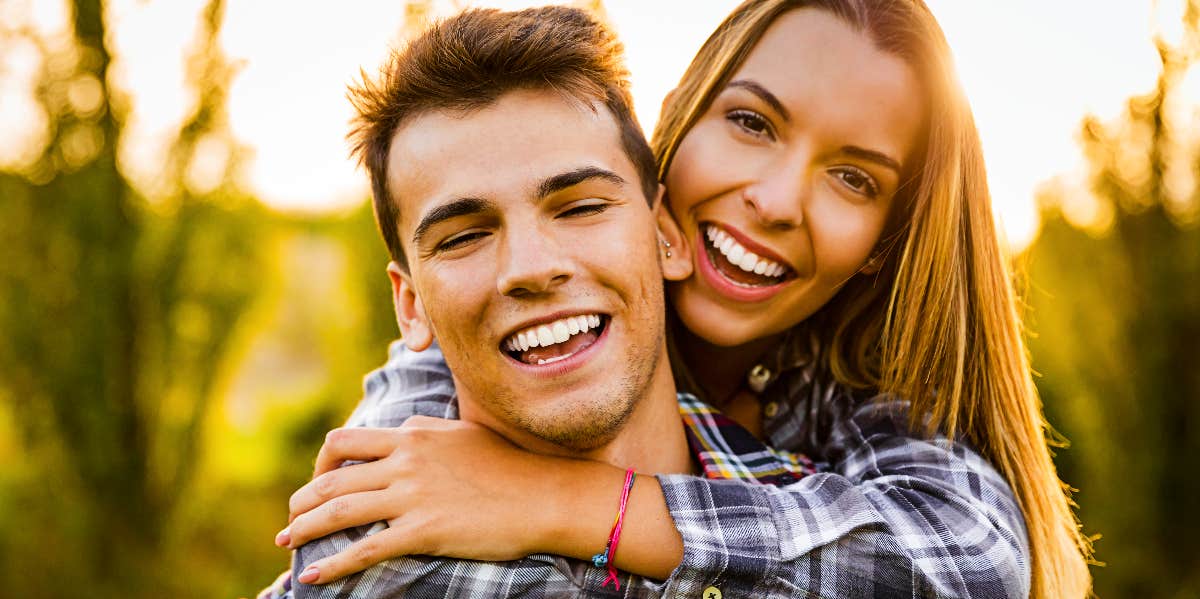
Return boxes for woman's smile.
[695,223,797,303]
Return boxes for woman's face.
[665,7,926,347]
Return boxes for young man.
[264,6,813,598]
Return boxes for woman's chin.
[670,294,766,348]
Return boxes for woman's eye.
[833,167,880,198]
[436,231,488,252]
[559,202,608,218]
[727,110,773,139]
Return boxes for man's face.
[387,89,666,452]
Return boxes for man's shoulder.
[346,340,458,428]
[292,524,655,598]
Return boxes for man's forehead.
[386,90,632,223]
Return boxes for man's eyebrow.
[842,146,902,175]
[537,166,627,199]
[728,79,791,123]
[411,197,493,246]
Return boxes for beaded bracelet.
[591,467,637,590]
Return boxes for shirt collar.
[676,393,814,486]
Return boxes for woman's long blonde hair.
[652,1,1093,597]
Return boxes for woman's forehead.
[727,8,926,166]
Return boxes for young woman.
[277,1,1091,597]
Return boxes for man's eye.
[727,109,773,139]
[436,231,488,251]
[832,167,880,198]
[559,203,608,218]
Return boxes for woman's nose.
[742,165,808,230]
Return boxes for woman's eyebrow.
[728,79,791,122]
[842,146,902,175]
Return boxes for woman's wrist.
[534,460,684,580]
[535,460,628,560]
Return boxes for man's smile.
[502,312,611,366]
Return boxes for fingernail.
[298,565,320,584]
[274,527,291,547]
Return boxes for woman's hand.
[277,416,568,584]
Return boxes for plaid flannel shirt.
[270,341,1029,598]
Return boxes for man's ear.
[653,185,693,282]
[387,261,434,351]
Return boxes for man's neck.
[458,351,695,476]
[580,354,694,475]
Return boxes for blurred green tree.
[0,0,270,595]
[0,0,409,594]
[1026,1,1200,597]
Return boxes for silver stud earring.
[660,235,672,258]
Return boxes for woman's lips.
[695,226,794,303]
[703,224,791,283]
[706,223,793,270]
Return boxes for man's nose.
[495,226,573,297]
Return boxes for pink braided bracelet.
[590,467,637,590]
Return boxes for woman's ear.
[662,88,678,115]
[653,186,693,282]
[387,261,434,351]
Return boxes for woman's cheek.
[668,125,749,212]
[809,198,883,276]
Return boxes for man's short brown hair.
[348,6,658,268]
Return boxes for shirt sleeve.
[344,340,458,427]
[281,341,460,599]
[653,395,1031,599]
[289,524,502,599]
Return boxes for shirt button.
[763,401,779,419]
[746,364,771,392]
[702,586,723,599]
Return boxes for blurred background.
[0,0,1197,597]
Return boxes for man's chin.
[503,393,637,454]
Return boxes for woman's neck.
[676,325,780,406]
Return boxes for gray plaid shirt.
[280,341,1029,598]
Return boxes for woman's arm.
[283,403,1027,598]
[278,343,1028,597]
[651,396,1030,597]
[281,417,685,582]
[267,340,682,591]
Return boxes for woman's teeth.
[504,314,602,352]
[706,226,787,278]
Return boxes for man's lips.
[501,312,609,366]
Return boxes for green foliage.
[1025,3,1200,596]
[0,0,396,596]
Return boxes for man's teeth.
[705,226,787,277]
[504,314,602,353]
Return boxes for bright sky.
[1,1,1175,250]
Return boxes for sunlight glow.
[1,1,1173,251]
